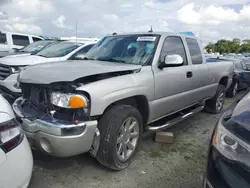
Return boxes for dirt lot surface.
[29,91,247,188]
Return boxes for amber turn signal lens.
[212,128,218,145]
[69,96,85,108]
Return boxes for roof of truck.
[111,32,197,39]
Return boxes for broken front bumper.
[12,97,98,157]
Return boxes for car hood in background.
[19,60,142,84]
[0,55,48,66]
[0,51,29,58]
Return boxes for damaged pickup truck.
[13,32,233,170]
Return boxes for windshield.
[22,40,56,53]
[84,35,159,65]
[36,42,82,58]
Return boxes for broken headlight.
[51,92,88,109]
[10,66,25,74]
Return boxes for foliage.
[205,38,250,54]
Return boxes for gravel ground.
[29,91,247,188]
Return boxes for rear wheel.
[227,81,238,98]
[205,84,226,114]
[96,105,143,170]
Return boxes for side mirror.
[74,54,85,60]
[159,54,183,69]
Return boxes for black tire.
[96,105,143,170]
[205,84,226,114]
[227,81,238,98]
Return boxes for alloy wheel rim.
[233,83,238,96]
[116,117,139,161]
[216,92,224,111]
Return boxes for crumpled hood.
[0,55,47,66]
[19,60,142,84]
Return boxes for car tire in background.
[205,84,226,114]
[96,105,143,170]
[227,81,238,98]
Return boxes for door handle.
[186,71,193,78]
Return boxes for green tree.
[240,40,250,53]
[205,42,215,53]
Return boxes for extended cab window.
[0,33,6,44]
[242,62,247,70]
[160,37,187,65]
[186,38,203,65]
[12,35,29,46]
[235,62,243,70]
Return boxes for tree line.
[205,38,250,54]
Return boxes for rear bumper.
[0,136,33,188]
[13,97,98,157]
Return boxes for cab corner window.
[12,35,29,46]
[160,36,188,65]
[186,38,203,65]
[0,33,7,44]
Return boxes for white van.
[0,31,43,52]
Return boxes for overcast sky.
[1,0,250,44]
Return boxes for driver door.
[151,36,193,121]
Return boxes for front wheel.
[205,84,226,114]
[96,105,143,170]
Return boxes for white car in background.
[0,41,96,101]
[0,94,33,188]
[0,31,43,52]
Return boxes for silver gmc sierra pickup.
[12,32,233,170]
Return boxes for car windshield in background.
[22,40,58,53]
[84,35,159,65]
[36,42,82,58]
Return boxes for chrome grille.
[0,64,11,80]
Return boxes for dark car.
[204,92,250,188]
[0,40,60,58]
[206,57,250,97]
[227,59,250,97]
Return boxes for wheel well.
[104,96,149,124]
[219,77,228,88]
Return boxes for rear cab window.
[186,38,203,65]
[0,33,7,44]
[12,35,30,46]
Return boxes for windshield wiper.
[83,57,95,60]
[97,58,127,63]
[36,54,47,58]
